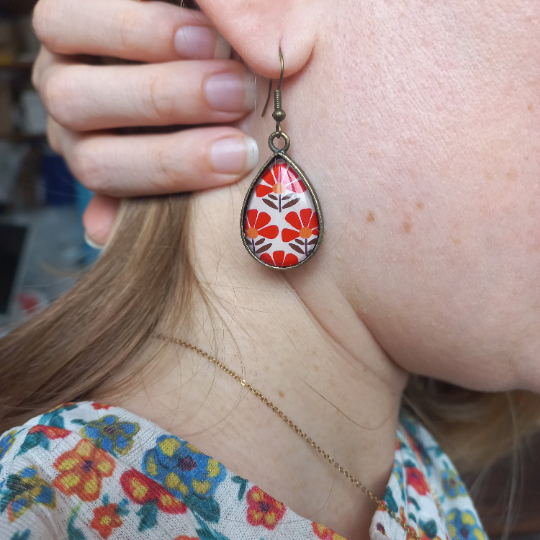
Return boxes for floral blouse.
[0,402,488,540]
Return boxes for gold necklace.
[153,334,447,539]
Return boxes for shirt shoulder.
[369,408,489,540]
[0,402,344,540]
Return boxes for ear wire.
[261,48,286,132]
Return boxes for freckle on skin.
[506,168,518,182]
[452,238,461,245]
[279,391,284,398]
[403,222,411,233]
[528,103,534,111]
[314,365,319,371]
[366,211,375,222]
[486,172,494,181]
[416,202,424,210]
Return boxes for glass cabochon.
[242,156,321,269]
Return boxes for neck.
[104,185,407,539]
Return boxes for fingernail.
[210,136,259,174]
[84,232,104,250]
[205,72,257,112]
[174,26,231,60]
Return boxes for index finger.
[33,0,231,63]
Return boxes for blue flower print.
[143,435,226,501]
[0,466,55,522]
[442,469,467,499]
[81,415,139,457]
[447,509,487,540]
[0,432,16,461]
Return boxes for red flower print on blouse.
[245,210,279,241]
[120,469,187,515]
[256,161,307,198]
[246,486,286,530]
[406,464,429,496]
[28,425,70,440]
[53,440,115,502]
[260,251,299,268]
[91,503,123,539]
[91,403,113,411]
[312,522,347,540]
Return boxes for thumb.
[83,195,121,249]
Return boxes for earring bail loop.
[268,130,290,153]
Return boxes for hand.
[32,0,259,246]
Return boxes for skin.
[32,0,540,538]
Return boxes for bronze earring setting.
[240,49,323,270]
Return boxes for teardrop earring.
[240,48,323,270]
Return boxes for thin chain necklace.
[153,334,447,539]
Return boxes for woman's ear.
[194,0,319,79]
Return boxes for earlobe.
[195,0,318,79]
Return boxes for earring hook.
[261,47,285,118]
[277,47,285,90]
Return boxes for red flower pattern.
[246,486,286,530]
[244,210,279,241]
[406,464,429,495]
[260,251,299,268]
[242,155,320,267]
[120,469,187,515]
[256,161,306,197]
[91,403,113,411]
[53,440,115,502]
[282,209,319,243]
[91,503,123,539]
[28,425,70,440]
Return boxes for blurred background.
[0,0,539,537]
[0,0,98,337]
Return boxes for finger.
[40,60,257,132]
[50,120,259,197]
[83,195,120,247]
[33,0,231,63]
[32,47,68,96]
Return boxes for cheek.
[336,145,540,391]
[335,145,540,391]
[309,0,540,391]
[351,190,540,393]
